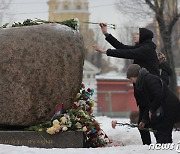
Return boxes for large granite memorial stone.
[0,24,85,126]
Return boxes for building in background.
[96,71,180,117]
[48,0,95,62]
[96,72,138,117]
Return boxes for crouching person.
[126,64,180,143]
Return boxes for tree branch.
[145,0,156,12]
[0,0,11,10]
[168,12,180,32]
[160,0,165,10]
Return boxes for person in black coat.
[156,51,172,86]
[126,64,180,143]
[93,23,159,76]
[92,24,160,145]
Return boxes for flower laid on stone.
[27,83,110,148]
[1,18,80,30]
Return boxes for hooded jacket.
[105,28,159,76]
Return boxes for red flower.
[73,103,78,108]
[81,83,85,89]
[87,88,91,93]
[87,107,92,113]
[84,96,88,100]
[95,126,101,131]
[111,120,117,129]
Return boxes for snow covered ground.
[0,116,180,154]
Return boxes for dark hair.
[126,64,141,79]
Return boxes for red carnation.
[111,120,117,129]
[87,88,91,93]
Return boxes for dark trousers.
[138,106,151,145]
[154,130,172,143]
[152,114,174,143]
[138,129,151,145]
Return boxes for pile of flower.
[27,83,110,148]
[1,18,80,30]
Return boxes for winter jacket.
[159,61,172,85]
[136,68,180,128]
[105,28,160,76]
[105,28,160,110]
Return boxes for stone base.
[0,131,86,148]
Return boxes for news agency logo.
[149,141,180,152]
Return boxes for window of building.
[64,5,68,10]
[76,5,81,10]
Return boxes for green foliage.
[25,121,52,132]
[1,18,79,30]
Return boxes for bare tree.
[0,0,12,25]
[116,0,180,96]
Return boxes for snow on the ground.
[0,116,180,154]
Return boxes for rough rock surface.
[0,24,84,126]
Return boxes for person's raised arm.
[106,44,152,60]
[99,23,108,35]
[99,23,137,49]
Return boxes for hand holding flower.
[111,120,117,129]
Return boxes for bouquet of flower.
[27,83,110,148]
